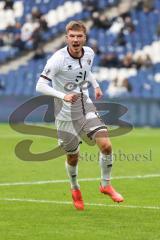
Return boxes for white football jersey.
[39,46,98,121]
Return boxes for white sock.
[99,152,113,187]
[65,161,80,189]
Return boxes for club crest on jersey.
[87,59,91,65]
[44,68,50,75]
[67,65,72,70]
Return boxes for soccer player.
[36,21,124,210]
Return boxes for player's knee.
[100,142,112,155]
[67,153,79,166]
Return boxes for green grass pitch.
[0,123,160,240]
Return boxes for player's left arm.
[88,71,103,100]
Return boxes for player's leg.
[81,113,113,187]
[66,152,84,210]
[95,130,124,202]
[82,112,124,202]
[55,119,84,210]
[65,152,80,190]
[95,130,112,186]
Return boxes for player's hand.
[63,93,80,103]
[95,87,103,100]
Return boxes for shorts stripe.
[87,126,107,138]
[66,141,82,154]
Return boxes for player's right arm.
[36,78,79,103]
[36,53,66,99]
[36,77,79,103]
[36,77,66,99]
[36,53,79,103]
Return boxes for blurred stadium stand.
[0,0,160,126]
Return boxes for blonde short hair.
[66,21,87,34]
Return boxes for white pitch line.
[0,197,159,210]
[0,173,160,187]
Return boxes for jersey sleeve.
[89,48,100,88]
[87,71,99,88]
[90,48,95,67]
[36,52,65,100]
[36,77,65,99]
[87,46,95,67]
[40,52,64,81]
